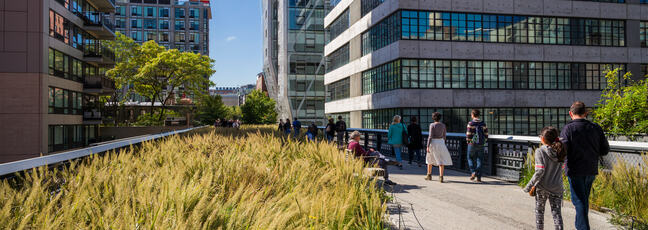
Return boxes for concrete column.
[350,72,362,97]
[350,111,362,128]
[349,0,362,25]
[625,20,642,80]
[349,35,362,61]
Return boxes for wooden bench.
[345,149,385,177]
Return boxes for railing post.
[489,142,497,176]
[376,133,382,153]
[460,139,467,171]
[363,132,368,149]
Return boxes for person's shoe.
[384,180,397,185]
[439,175,444,183]
[470,173,476,181]
[476,178,482,183]
[399,164,403,170]
[425,174,432,181]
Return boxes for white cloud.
[226,36,237,42]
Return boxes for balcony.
[87,0,116,12]
[83,109,103,124]
[84,45,115,65]
[78,12,115,40]
[84,76,116,95]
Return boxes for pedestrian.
[292,117,302,138]
[466,109,488,183]
[407,116,424,167]
[560,101,609,230]
[306,123,318,141]
[524,126,566,230]
[426,112,453,182]
[215,118,221,127]
[335,116,347,148]
[387,115,407,169]
[348,131,399,185]
[284,118,292,135]
[278,119,285,132]
[325,118,336,142]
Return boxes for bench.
[345,149,385,177]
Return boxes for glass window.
[145,31,156,41]
[189,20,199,30]
[175,21,185,30]
[189,8,199,18]
[189,32,199,43]
[144,6,156,17]
[131,19,142,28]
[159,32,170,42]
[131,31,143,41]
[174,32,185,42]
[144,19,156,29]
[159,20,169,29]
[159,7,170,17]
[131,6,142,16]
[175,8,185,18]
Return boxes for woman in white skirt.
[426,112,453,183]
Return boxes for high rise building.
[262,0,329,125]
[0,0,116,163]
[112,0,210,54]
[324,0,647,135]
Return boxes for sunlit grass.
[0,126,387,229]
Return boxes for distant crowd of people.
[277,116,348,143]
[214,119,241,129]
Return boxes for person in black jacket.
[335,116,347,148]
[325,118,336,142]
[560,101,609,230]
[407,116,424,167]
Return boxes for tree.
[241,90,278,124]
[593,68,648,136]
[106,35,215,121]
[101,32,141,125]
[196,95,230,125]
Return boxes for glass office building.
[324,0,647,135]
[263,0,329,125]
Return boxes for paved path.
[384,164,616,230]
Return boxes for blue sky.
[208,0,263,87]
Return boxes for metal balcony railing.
[321,127,648,182]
[84,45,115,63]
[83,110,102,120]
[84,75,115,90]
[77,11,115,32]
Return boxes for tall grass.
[520,149,648,228]
[0,126,387,229]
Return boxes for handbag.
[401,124,409,145]
[529,186,537,197]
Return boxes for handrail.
[0,126,206,177]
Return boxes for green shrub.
[593,69,648,136]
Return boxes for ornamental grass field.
[0,126,388,229]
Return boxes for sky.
[208,0,263,87]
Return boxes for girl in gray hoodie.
[524,126,567,230]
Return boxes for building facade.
[262,0,329,125]
[111,0,210,54]
[324,0,648,135]
[0,0,116,163]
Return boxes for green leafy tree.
[227,106,243,120]
[241,90,278,124]
[101,32,141,125]
[593,69,648,136]
[196,95,230,125]
[106,36,215,121]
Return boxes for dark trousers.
[365,152,389,180]
[408,148,423,164]
[568,175,596,230]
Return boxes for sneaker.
[424,174,432,181]
[476,178,482,183]
[470,173,476,181]
[384,180,397,185]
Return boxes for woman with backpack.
[325,118,336,142]
[387,115,407,169]
[426,112,453,182]
[523,126,566,230]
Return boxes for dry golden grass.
[0,126,387,229]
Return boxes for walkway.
[385,165,615,230]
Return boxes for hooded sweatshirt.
[523,145,564,195]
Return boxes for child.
[524,126,566,230]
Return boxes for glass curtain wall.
[287,0,327,125]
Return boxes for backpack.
[337,121,346,131]
[326,124,332,132]
[471,122,486,145]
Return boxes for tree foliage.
[593,69,648,135]
[105,32,215,121]
[196,95,230,125]
[241,90,277,124]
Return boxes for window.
[175,21,185,30]
[131,31,143,41]
[131,6,142,16]
[327,9,349,42]
[116,6,126,16]
[159,7,170,17]
[189,8,199,18]
[159,20,169,29]
[115,18,126,28]
[48,124,99,152]
[189,32,199,43]
[189,20,199,30]
[361,0,385,17]
[131,19,142,28]
[641,21,648,47]
[326,78,350,102]
[326,43,349,72]
[175,8,185,18]
[145,31,156,41]
[159,32,170,42]
[144,19,156,29]
[49,48,83,82]
[48,87,83,115]
[49,10,69,44]
[174,32,185,42]
[144,6,156,17]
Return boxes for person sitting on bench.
[347,131,399,185]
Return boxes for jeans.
[568,175,596,230]
[336,132,345,147]
[408,148,422,164]
[467,144,485,179]
[326,134,334,142]
[393,145,403,162]
[293,129,300,137]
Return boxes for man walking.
[466,109,488,183]
[335,116,347,148]
[561,101,609,230]
[292,118,302,138]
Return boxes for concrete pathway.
[384,164,616,230]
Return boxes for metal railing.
[84,45,115,62]
[77,11,115,32]
[84,75,116,90]
[323,127,648,182]
[0,126,206,177]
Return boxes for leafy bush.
[133,112,164,126]
[241,90,278,124]
[196,94,230,125]
[0,126,387,229]
[594,69,648,136]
